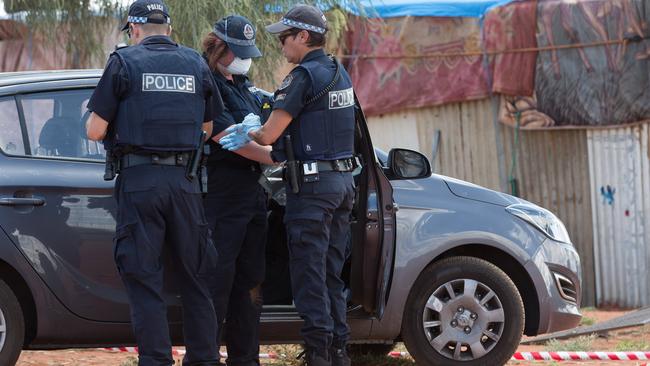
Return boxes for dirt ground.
[16,309,650,366]
[513,308,650,366]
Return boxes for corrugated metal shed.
[502,127,595,306]
[367,98,501,191]
[588,124,650,308]
[365,111,421,153]
[415,99,501,191]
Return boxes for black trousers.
[284,171,355,351]
[204,176,267,366]
[114,165,219,366]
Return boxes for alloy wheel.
[0,305,6,351]
[422,278,505,361]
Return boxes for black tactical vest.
[273,53,355,162]
[112,40,206,152]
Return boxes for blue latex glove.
[240,113,262,134]
[218,113,261,151]
[219,130,250,151]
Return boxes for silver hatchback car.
[0,70,581,366]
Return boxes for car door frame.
[349,95,396,319]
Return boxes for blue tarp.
[268,0,517,18]
[346,0,516,18]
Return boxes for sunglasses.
[278,29,301,45]
[126,25,134,39]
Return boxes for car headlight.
[506,203,571,244]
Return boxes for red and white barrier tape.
[389,351,409,358]
[512,352,650,361]
[105,348,650,362]
[389,350,650,361]
[103,347,279,359]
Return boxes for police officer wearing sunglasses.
[201,14,274,366]
[86,0,223,365]
[219,4,356,366]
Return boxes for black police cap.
[266,4,328,35]
[213,15,262,59]
[120,0,171,31]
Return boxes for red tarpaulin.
[344,1,537,116]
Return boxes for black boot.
[330,346,351,366]
[301,348,331,366]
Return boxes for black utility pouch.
[301,161,320,183]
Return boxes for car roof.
[0,69,103,88]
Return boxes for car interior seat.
[38,116,81,157]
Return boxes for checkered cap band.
[213,29,257,46]
[128,16,147,24]
[281,18,326,34]
[128,15,170,24]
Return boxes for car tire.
[402,256,524,366]
[0,279,24,366]
[348,343,395,357]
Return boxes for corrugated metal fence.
[588,125,650,308]
[501,126,596,306]
[367,98,502,191]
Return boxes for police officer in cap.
[220,4,356,366]
[86,1,223,365]
[200,14,273,366]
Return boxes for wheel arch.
[434,244,540,336]
[0,260,37,347]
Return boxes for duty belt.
[308,158,356,172]
[120,152,191,169]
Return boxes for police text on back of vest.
[142,73,196,93]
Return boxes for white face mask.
[225,57,252,75]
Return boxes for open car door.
[350,96,396,319]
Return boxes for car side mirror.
[387,148,431,179]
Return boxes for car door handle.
[0,197,46,206]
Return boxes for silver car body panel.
[368,174,581,339]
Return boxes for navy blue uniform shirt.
[272,49,329,118]
[211,72,262,136]
[88,35,223,124]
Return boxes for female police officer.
[201,15,273,366]
[220,5,356,366]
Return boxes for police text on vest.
[329,88,354,109]
[142,73,196,93]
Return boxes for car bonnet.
[441,175,528,207]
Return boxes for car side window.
[0,97,26,155]
[20,89,105,160]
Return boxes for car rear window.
[0,97,26,155]
[19,89,105,160]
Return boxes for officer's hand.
[218,114,262,151]
[241,113,262,134]
[222,123,247,136]
[219,129,251,151]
